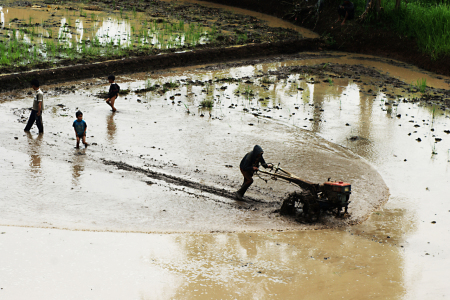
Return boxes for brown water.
[0,5,210,50]
[1,53,449,298]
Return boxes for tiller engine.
[258,165,351,222]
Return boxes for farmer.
[235,145,273,200]
[105,74,120,112]
[24,79,44,134]
[337,0,355,25]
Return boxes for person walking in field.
[24,79,44,134]
[235,145,273,200]
[73,111,88,149]
[105,74,120,112]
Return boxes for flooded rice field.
[0,0,305,72]
[1,52,449,298]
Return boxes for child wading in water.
[73,111,88,148]
[105,74,120,112]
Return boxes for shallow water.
[1,52,449,298]
[0,5,210,57]
[0,1,306,67]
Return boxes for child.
[235,145,273,200]
[105,74,120,112]
[24,78,44,133]
[73,111,88,148]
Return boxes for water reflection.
[0,7,4,29]
[95,17,131,46]
[237,233,257,257]
[72,149,86,186]
[107,112,117,142]
[0,4,213,65]
[156,231,405,299]
[26,131,43,173]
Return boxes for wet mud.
[103,159,267,204]
[1,54,449,298]
[0,55,401,232]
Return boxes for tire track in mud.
[102,159,270,205]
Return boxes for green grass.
[163,81,180,89]
[243,85,254,98]
[352,0,450,59]
[200,99,214,108]
[414,78,427,93]
[261,76,275,84]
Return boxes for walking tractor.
[257,164,351,222]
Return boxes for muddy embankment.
[202,0,450,78]
[0,38,322,92]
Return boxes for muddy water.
[0,0,307,68]
[0,5,207,50]
[1,53,449,299]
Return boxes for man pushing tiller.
[235,145,273,200]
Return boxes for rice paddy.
[0,2,301,71]
[0,6,217,68]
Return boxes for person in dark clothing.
[235,145,273,200]
[105,74,119,112]
[337,1,355,25]
[24,79,44,134]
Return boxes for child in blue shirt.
[73,111,88,148]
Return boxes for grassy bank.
[349,0,450,59]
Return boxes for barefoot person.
[24,79,44,134]
[73,111,88,149]
[235,145,273,200]
[105,74,120,112]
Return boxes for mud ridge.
[0,38,322,92]
[102,159,269,204]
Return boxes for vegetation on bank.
[345,0,450,59]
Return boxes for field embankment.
[203,0,450,77]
